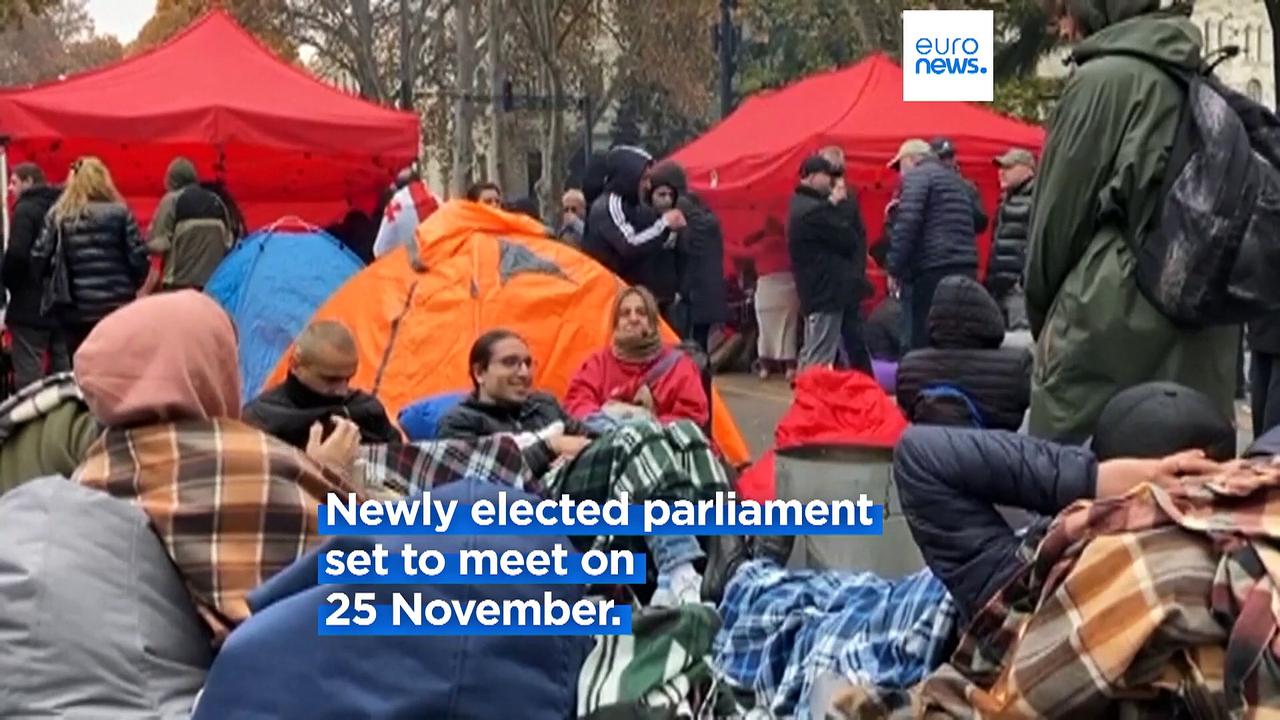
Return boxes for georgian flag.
[372,180,440,260]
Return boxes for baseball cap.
[799,154,836,178]
[929,137,956,160]
[1091,382,1236,462]
[887,139,932,170]
[994,148,1037,169]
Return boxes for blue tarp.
[206,225,364,404]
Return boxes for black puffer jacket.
[3,185,61,327]
[896,275,1031,430]
[787,186,868,314]
[894,425,1097,620]
[242,374,402,450]
[986,177,1034,297]
[649,162,729,326]
[437,392,592,477]
[887,157,979,280]
[582,146,677,304]
[31,202,149,325]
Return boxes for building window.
[1203,19,1212,52]
[1218,22,1227,53]
[1244,24,1253,61]
[1262,27,1270,64]
[1248,79,1264,103]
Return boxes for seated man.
[895,381,1237,622]
[243,321,401,449]
[440,328,726,607]
[0,372,101,496]
[564,286,709,429]
[896,275,1031,430]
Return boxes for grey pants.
[9,324,71,390]
[798,310,872,373]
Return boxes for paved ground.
[717,371,1257,460]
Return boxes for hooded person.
[242,320,402,450]
[146,157,233,292]
[581,145,686,311]
[648,161,730,351]
[71,291,364,641]
[1024,0,1238,443]
[564,286,710,428]
[896,275,1032,431]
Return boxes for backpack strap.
[917,382,985,429]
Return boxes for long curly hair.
[51,156,123,221]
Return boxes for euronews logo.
[914,37,988,76]
[903,10,994,102]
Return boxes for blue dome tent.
[206,220,365,404]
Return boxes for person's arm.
[1025,71,1140,338]
[601,194,671,259]
[122,211,151,287]
[564,354,607,419]
[652,356,709,426]
[353,395,404,444]
[147,193,176,255]
[968,182,989,235]
[887,171,930,278]
[3,204,40,289]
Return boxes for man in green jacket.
[0,373,101,495]
[1025,0,1238,443]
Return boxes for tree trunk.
[1267,0,1280,110]
[451,0,477,197]
[539,69,566,215]
[486,0,507,189]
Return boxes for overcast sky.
[84,0,153,44]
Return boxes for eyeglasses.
[494,355,534,370]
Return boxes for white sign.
[902,10,995,102]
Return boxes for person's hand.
[1150,449,1225,488]
[307,417,361,478]
[662,209,687,229]
[830,181,848,204]
[1095,450,1224,499]
[548,435,591,460]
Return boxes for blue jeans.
[648,534,704,573]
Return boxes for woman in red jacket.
[565,286,710,427]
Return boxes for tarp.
[206,220,364,404]
[265,200,752,466]
[0,10,419,230]
[736,368,909,502]
[668,53,1046,279]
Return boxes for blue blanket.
[713,560,957,718]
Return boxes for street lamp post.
[717,0,737,119]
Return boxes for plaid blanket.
[0,371,85,446]
[357,436,532,497]
[579,604,721,720]
[75,418,363,641]
[712,559,957,719]
[542,419,729,551]
[865,461,1280,719]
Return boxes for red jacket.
[564,347,709,427]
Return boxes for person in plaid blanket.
[440,328,728,607]
[895,381,1236,623]
[69,291,365,640]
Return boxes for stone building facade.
[1192,0,1274,108]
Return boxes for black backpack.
[1103,49,1280,328]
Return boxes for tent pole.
[0,136,9,251]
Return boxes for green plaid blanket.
[579,604,721,720]
[543,419,730,552]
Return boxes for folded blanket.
[358,435,532,497]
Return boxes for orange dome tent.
[267,201,751,465]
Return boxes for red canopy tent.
[668,53,1045,279]
[0,10,419,230]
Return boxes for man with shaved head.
[243,321,401,449]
